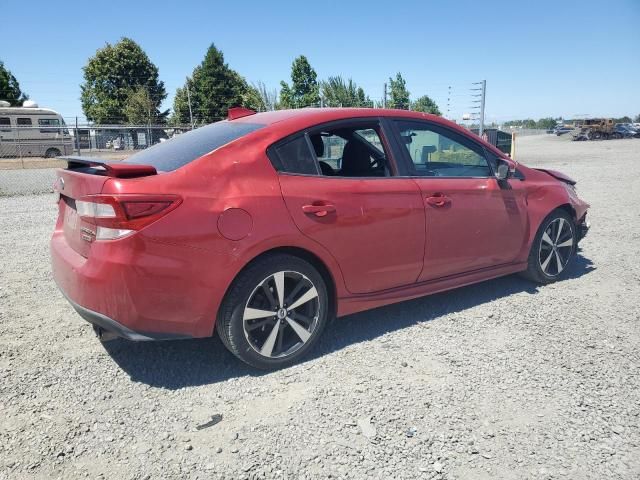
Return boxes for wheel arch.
[556,203,577,222]
[216,245,339,334]
[525,181,577,244]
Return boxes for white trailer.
[0,102,74,158]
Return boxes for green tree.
[634,114,640,123]
[123,87,157,125]
[0,60,28,106]
[173,44,256,124]
[279,55,320,108]
[255,81,278,111]
[81,38,167,124]
[171,84,190,125]
[536,117,557,130]
[233,73,265,112]
[504,119,537,129]
[388,73,410,110]
[614,115,632,123]
[411,95,441,115]
[320,76,372,107]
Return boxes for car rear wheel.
[522,210,576,284]
[216,254,329,369]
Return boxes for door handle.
[302,203,336,217]
[426,194,451,207]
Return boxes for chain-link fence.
[0,124,192,196]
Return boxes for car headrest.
[420,145,437,163]
[341,140,372,176]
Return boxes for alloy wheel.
[538,218,574,277]
[242,271,320,358]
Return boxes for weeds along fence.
[0,125,191,196]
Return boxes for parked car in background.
[50,108,590,369]
[0,102,74,158]
[554,126,575,136]
[613,124,638,139]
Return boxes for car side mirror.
[495,158,515,180]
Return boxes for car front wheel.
[522,210,576,284]
[216,254,329,369]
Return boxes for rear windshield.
[123,121,265,171]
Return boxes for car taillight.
[76,194,181,240]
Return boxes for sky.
[2,0,639,123]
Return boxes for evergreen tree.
[173,44,258,124]
[388,73,410,110]
[279,55,320,108]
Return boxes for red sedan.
[51,108,589,369]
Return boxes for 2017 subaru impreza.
[51,108,589,369]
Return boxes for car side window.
[394,120,491,177]
[17,117,32,127]
[308,125,390,178]
[271,135,320,175]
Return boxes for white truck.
[0,101,74,158]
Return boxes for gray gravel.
[1,136,639,479]
[0,168,57,196]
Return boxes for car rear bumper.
[50,227,223,340]
[60,289,186,341]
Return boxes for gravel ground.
[1,135,639,479]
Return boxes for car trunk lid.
[55,157,158,258]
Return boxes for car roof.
[233,107,442,126]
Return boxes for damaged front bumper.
[577,215,590,242]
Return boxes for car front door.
[270,120,426,294]
[391,119,528,282]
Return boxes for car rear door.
[390,119,528,282]
[270,119,426,294]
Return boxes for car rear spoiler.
[61,156,157,178]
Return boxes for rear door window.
[123,121,265,172]
[270,135,320,175]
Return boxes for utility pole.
[383,83,387,109]
[185,77,194,129]
[471,80,486,135]
[446,86,451,119]
[75,116,80,155]
[479,79,486,136]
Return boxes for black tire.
[521,209,576,284]
[216,254,329,370]
[45,148,61,158]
